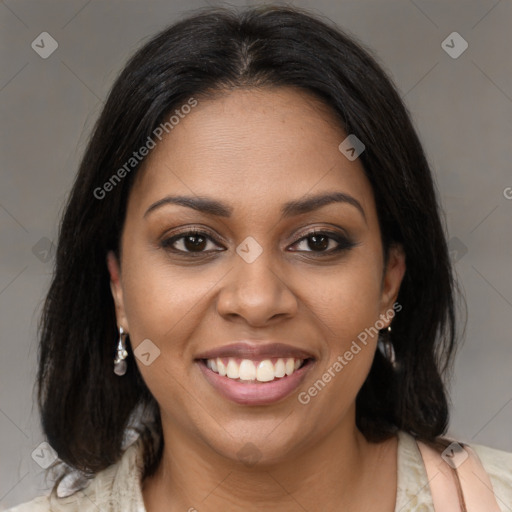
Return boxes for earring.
[377,325,397,368]
[114,326,129,376]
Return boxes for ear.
[106,250,129,330]
[379,244,406,322]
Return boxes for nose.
[216,245,299,327]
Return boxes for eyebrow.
[143,191,366,223]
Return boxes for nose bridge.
[216,235,297,323]
[233,235,280,298]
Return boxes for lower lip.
[197,359,314,405]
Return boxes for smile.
[197,357,315,405]
[205,357,305,382]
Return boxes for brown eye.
[305,233,330,251]
[160,228,356,257]
[290,230,356,254]
[161,230,222,254]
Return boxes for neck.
[141,411,397,512]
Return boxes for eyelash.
[160,228,356,257]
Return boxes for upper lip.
[195,342,315,361]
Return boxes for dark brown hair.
[37,4,461,492]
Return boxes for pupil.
[185,235,206,251]
[309,235,328,251]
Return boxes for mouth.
[196,357,315,405]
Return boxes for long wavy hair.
[36,4,462,493]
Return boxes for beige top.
[5,430,512,511]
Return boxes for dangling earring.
[378,325,397,368]
[114,326,129,376]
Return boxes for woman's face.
[107,87,405,465]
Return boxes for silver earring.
[114,326,129,376]
[378,326,397,368]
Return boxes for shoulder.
[4,437,146,512]
[3,495,51,512]
[395,430,512,511]
[467,441,512,510]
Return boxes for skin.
[107,86,406,512]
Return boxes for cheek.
[120,259,210,421]
[301,251,383,397]
[296,263,382,429]
[120,231,209,335]
[119,250,212,374]
[307,252,383,332]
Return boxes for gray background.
[1,0,511,508]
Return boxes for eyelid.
[160,225,226,245]
[291,224,350,243]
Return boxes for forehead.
[128,87,376,222]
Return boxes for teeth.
[206,357,305,382]
[217,359,226,376]
[226,359,239,379]
[239,360,256,380]
[256,360,274,382]
[285,358,294,376]
[274,359,286,378]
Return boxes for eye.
[160,228,356,256]
[160,229,222,254]
[289,229,356,254]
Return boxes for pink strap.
[417,440,462,511]
[417,439,502,512]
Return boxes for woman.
[7,5,511,511]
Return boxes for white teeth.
[274,358,286,378]
[226,359,239,379]
[205,357,305,382]
[206,359,218,372]
[256,360,275,382]
[239,360,256,380]
[217,358,227,376]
